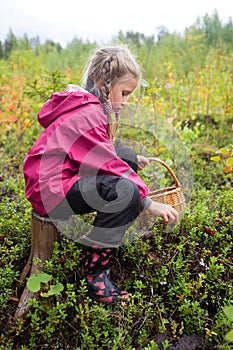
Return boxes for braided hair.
[82,45,141,115]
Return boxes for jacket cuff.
[141,196,153,211]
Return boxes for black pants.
[48,145,142,247]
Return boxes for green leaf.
[27,276,41,292]
[223,305,233,321]
[224,173,233,179]
[165,159,173,166]
[140,79,150,87]
[44,283,64,297]
[37,273,52,284]
[226,156,233,167]
[27,273,52,292]
[225,329,233,342]
[210,156,221,162]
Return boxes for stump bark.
[14,211,59,319]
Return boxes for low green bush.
[1,176,232,349]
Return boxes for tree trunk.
[14,211,59,320]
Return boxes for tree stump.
[14,211,59,320]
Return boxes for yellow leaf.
[226,157,233,167]
[210,156,221,162]
[219,148,229,155]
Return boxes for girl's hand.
[137,155,149,170]
[147,200,179,224]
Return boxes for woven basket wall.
[138,157,186,230]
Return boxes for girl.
[23,45,178,304]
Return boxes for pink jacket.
[23,89,149,215]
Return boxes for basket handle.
[146,157,181,188]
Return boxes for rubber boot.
[81,245,129,304]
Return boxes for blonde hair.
[82,45,141,105]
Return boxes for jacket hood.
[38,85,101,128]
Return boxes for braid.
[82,45,141,139]
[101,56,113,104]
[101,56,115,117]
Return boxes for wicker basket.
[138,157,186,230]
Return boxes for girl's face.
[110,77,138,112]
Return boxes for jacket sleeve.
[67,104,150,199]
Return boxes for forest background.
[0,11,233,350]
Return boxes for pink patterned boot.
[81,245,129,304]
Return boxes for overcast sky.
[1,0,233,47]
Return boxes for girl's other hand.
[137,155,149,170]
[147,201,179,224]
